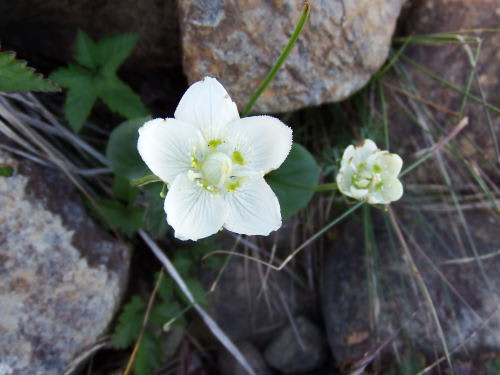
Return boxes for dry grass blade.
[123,269,165,375]
[139,230,257,375]
[387,207,454,371]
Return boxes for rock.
[386,0,500,184]
[0,150,130,375]
[178,0,406,113]
[218,341,272,375]
[321,208,500,367]
[0,0,180,71]
[264,316,327,373]
[202,257,315,344]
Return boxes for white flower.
[137,77,292,241]
[336,139,403,204]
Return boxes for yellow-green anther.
[208,139,222,148]
[232,150,245,165]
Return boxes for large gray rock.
[264,316,327,373]
[178,0,406,113]
[321,208,500,367]
[202,257,315,344]
[0,150,130,375]
[218,341,272,375]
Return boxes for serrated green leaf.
[97,76,148,119]
[0,52,59,93]
[75,30,97,69]
[150,301,185,326]
[156,273,175,302]
[181,277,207,307]
[63,76,98,132]
[266,142,320,218]
[95,33,139,76]
[50,64,90,88]
[134,330,164,375]
[94,199,145,237]
[111,295,145,349]
[173,256,194,277]
[106,117,151,179]
[112,175,139,203]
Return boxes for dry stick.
[139,230,257,375]
[388,207,454,371]
[123,268,165,375]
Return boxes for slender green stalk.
[242,2,311,116]
[131,174,162,187]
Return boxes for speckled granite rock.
[178,0,406,113]
[0,151,130,375]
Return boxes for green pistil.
[232,150,245,165]
[373,164,382,173]
[208,139,222,148]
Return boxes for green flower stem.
[242,2,311,117]
[131,174,163,187]
[267,177,337,192]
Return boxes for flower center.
[200,152,233,187]
[352,163,383,190]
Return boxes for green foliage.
[134,331,164,375]
[112,175,139,203]
[106,117,150,180]
[94,199,145,237]
[0,51,59,93]
[112,296,145,349]
[266,142,320,218]
[383,353,425,375]
[0,164,13,177]
[50,30,148,131]
[487,360,500,375]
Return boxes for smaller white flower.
[336,139,403,204]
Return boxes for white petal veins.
[224,177,281,236]
[164,173,227,241]
[137,118,200,183]
[174,77,240,140]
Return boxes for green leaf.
[94,199,145,237]
[95,33,139,76]
[50,64,90,88]
[111,295,145,349]
[97,76,148,119]
[156,274,175,302]
[106,117,150,179]
[150,300,185,326]
[0,51,59,92]
[143,183,169,237]
[181,277,207,307]
[112,175,139,203]
[0,164,13,177]
[134,330,164,375]
[74,30,97,69]
[266,142,320,218]
[487,360,500,375]
[173,256,194,276]
[63,78,98,132]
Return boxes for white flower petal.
[137,118,199,183]
[377,152,403,177]
[226,116,293,174]
[352,139,379,165]
[336,169,353,196]
[340,145,356,169]
[164,173,227,241]
[174,77,240,139]
[224,177,281,236]
[369,177,403,204]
